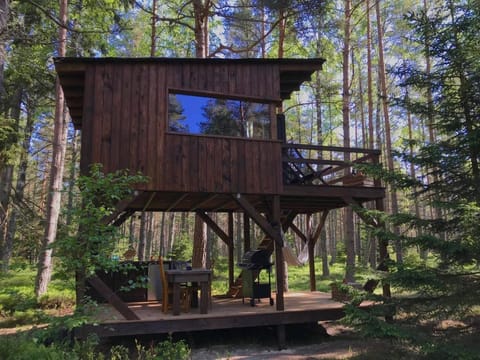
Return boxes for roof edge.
[54,56,325,68]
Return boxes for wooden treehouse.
[55,57,385,344]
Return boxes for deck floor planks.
[75,291,362,338]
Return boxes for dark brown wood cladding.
[166,62,281,99]
[80,62,283,194]
[161,134,282,194]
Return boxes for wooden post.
[272,195,285,311]
[306,214,316,291]
[228,212,234,288]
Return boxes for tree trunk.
[0,0,8,113]
[167,212,176,255]
[138,211,147,261]
[150,0,157,56]
[129,215,136,247]
[35,0,69,298]
[423,4,444,233]
[366,0,374,149]
[278,8,286,58]
[235,213,242,263]
[193,0,210,58]
[192,215,207,268]
[320,230,329,276]
[0,88,21,272]
[0,86,20,272]
[342,0,355,283]
[375,0,402,265]
[0,165,13,269]
[180,212,187,234]
[2,100,34,272]
[191,0,210,267]
[356,51,366,148]
[145,213,153,260]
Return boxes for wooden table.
[165,269,212,315]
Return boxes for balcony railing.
[282,143,381,187]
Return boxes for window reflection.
[168,93,271,139]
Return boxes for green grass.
[0,265,75,328]
[1,257,373,327]
[210,256,378,295]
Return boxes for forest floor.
[187,321,415,360]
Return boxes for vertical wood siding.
[163,134,282,194]
[81,61,282,194]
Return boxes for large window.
[168,92,271,139]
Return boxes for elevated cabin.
[55,57,384,215]
[55,57,386,343]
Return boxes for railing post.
[277,114,286,142]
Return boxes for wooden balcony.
[116,141,384,216]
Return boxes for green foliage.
[167,232,193,261]
[0,335,66,360]
[344,303,413,341]
[0,334,191,360]
[0,266,76,328]
[148,336,191,360]
[37,291,76,310]
[54,164,148,280]
[421,342,480,360]
[343,4,480,356]
[0,116,18,166]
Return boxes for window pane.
[168,93,271,139]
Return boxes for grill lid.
[238,249,272,269]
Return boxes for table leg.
[200,281,208,314]
[172,283,180,315]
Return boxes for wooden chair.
[158,257,191,313]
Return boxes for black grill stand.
[238,249,275,307]
[241,266,274,307]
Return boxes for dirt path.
[189,322,385,360]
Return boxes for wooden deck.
[75,291,360,339]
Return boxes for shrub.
[0,289,37,315]
[0,335,65,360]
[38,292,75,310]
[152,336,191,360]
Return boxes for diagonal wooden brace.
[87,275,140,320]
[233,193,280,245]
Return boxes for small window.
[168,93,271,139]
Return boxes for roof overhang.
[54,57,325,129]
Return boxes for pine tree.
[386,0,480,320]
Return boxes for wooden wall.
[80,61,283,194]
[163,134,282,194]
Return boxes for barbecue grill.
[238,249,274,307]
